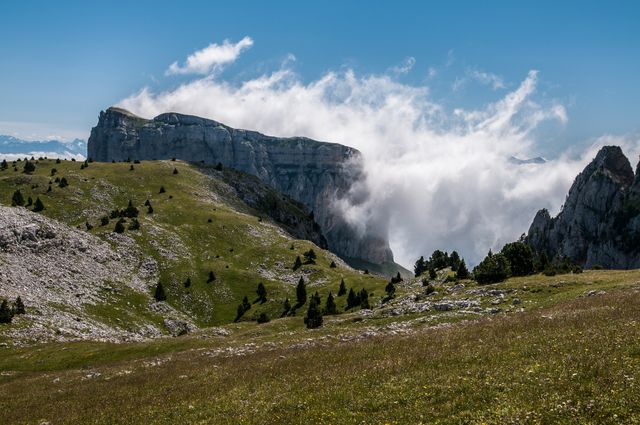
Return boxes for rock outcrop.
[88,107,394,266]
[525,146,640,268]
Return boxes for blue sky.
[1,0,639,154]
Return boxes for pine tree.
[14,297,25,315]
[359,288,371,309]
[154,282,167,301]
[114,218,126,233]
[159,186,166,194]
[124,200,139,218]
[173,168,179,174]
[346,288,360,309]
[242,296,251,311]
[256,282,267,303]
[147,205,154,214]
[144,199,150,206]
[33,197,45,212]
[26,196,33,207]
[303,249,317,264]
[330,260,337,268]
[428,268,437,279]
[58,177,68,188]
[214,162,223,171]
[100,216,109,226]
[184,277,191,288]
[456,260,470,279]
[23,160,36,174]
[296,276,307,306]
[128,218,140,230]
[385,281,396,298]
[11,189,25,206]
[257,312,270,324]
[414,255,426,277]
[235,304,246,322]
[207,271,216,283]
[293,255,302,270]
[304,292,323,328]
[0,159,7,170]
[129,164,134,171]
[338,278,347,296]
[324,291,337,315]
[0,300,13,324]
[391,272,403,284]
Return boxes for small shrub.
[32,197,45,212]
[114,219,126,233]
[159,186,166,194]
[154,282,167,301]
[100,216,109,226]
[257,312,270,324]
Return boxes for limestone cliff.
[88,107,394,266]
[525,145,640,268]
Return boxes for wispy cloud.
[120,48,631,267]
[453,68,506,91]
[166,36,254,76]
[390,57,416,74]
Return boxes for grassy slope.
[0,270,639,423]
[0,159,387,328]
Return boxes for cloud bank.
[119,43,639,268]
[166,36,253,75]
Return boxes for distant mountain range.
[0,135,87,159]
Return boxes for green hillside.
[0,158,389,327]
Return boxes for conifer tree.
[124,200,139,217]
[0,159,7,170]
[414,256,426,277]
[242,295,251,311]
[184,277,191,288]
[296,276,307,306]
[324,291,337,315]
[128,218,140,230]
[154,282,167,301]
[147,205,154,214]
[0,300,13,324]
[100,216,109,226]
[58,177,68,188]
[283,298,291,315]
[14,296,25,315]
[173,168,179,174]
[33,197,45,212]
[114,218,126,233]
[304,292,323,328]
[359,288,370,309]
[11,189,25,206]
[429,268,437,279]
[23,160,36,174]
[456,260,470,279]
[159,186,166,194]
[26,196,33,207]
[303,249,317,264]
[256,282,267,303]
[293,255,302,270]
[338,278,347,296]
[385,281,396,298]
[346,288,360,309]
[330,260,337,268]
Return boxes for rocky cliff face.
[526,146,640,268]
[88,107,394,265]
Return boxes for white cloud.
[120,60,637,268]
[166,36,253,75]
[453,68,506,92]
[390,57,416,74]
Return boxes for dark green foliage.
[100,216,109,226]
[385,281,396,299]
[324,291,337,315]
[0,159,7,170]
[346,288,360,309]
[33,197,45,212]
[85,221,93,231]
[304,292,323,328]
[173,168,179,175]
[296,276,307,306]
[23,160,36,174]
[391,272,403,284]
[147,205,154,214]
[500,242,535,277]
[159,186,166,194]
[303,249,317,264]
[58,177,69,188]
[47,185,52,192]
[207,271,216,283]
[128,218,140,230]
[0,300,13,324]
[14,296,25,315]
[26,196,33,207]
[449,251,461,271]
[456,260,470,279]
[50,168,57,176]
[144,199,150,207]
[428,268,437,280]
[573,265,583,274]
[256,282,267,303]
[257,312,270,324]
[11,189,25,206]
[473,251,511,284]
[289,243,295,250]
[414,256,426,277]
[55,158,61,164]
[536,252,550,272]
[153,282,167,302]
[591,264,603,270]
[428,250,450,270]
[214,162,223,171]
[293,256,302,270]
[330,260,337,268]
[114,218,126,233]
[359,288,370,309]
[184,278,191,288]
[123,200,139,218]
[338,278,347,296]
[129,165,134,171]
